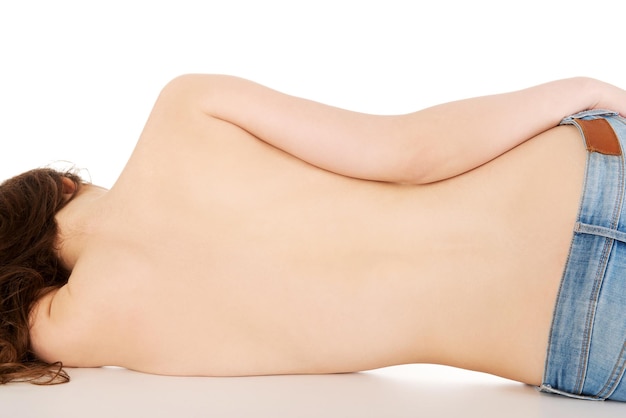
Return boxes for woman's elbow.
[386,141,441,185]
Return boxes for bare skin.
[28,76,601,386]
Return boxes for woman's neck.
[55,184,109,270]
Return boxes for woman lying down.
[2,74,626,401]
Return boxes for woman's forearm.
[176,74,626,184]
[403,77,621,183]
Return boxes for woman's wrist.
[578,76,626,115]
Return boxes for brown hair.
[0,168,82,384]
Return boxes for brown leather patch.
[577,118,622,156]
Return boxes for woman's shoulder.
[28,274,128,368]
[28,286,86,365]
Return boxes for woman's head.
[0,168,82,384]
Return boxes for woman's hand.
[589,77,626,116]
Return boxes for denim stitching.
[572,116,625,395]
[575,234,611,393]
[594,126,626,399]
[575,223,626,243]
[591,121,626,398]
[571,117,610,393]
[597,341,626,399]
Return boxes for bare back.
[30,98,587,386]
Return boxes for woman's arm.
[169,74,626,184]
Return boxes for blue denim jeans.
[540,110,626,401]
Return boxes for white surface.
[1,365,624,417]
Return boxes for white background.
[2,0,626,187]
